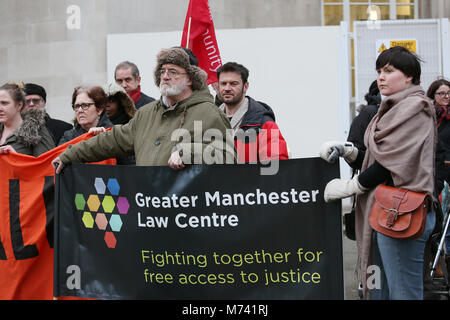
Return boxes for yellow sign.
[389,40,417,53]
[378,43,387,53]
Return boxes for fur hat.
[154,47,207,91]
[24,83,46,102]
[173,46,199,66]
[103,82,136,119]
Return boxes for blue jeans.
[370,210,436,300]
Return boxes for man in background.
[53,47,235,172]
[114,61,155,109]
[217,62,289,164]
[24,83,72,145]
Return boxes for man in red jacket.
[217,62,289,174]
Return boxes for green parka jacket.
[59,87,236,166]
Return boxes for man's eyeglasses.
[25,98,43,105]
[159,68,187,78]
[435,91,450,98]
[73,102,96,111]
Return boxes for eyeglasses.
[435,91,450,98]
[73,102,95,111]
[25,98,43,105]
[159,68,187,78]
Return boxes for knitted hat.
[24,83,47,102]
[154,47,207,91]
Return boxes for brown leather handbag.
[369,185,428,239]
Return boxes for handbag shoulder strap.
[386,188,409,227]
[390,189,409,210]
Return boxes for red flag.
[181,0,222,84]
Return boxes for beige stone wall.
[0,0,108,121]
[0,0,445,122]
[0,0,321,122]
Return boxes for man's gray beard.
[160,80,186,97]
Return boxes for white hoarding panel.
[354,19,444,107]
[107,26,345,159]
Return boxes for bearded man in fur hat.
[52,47,235,172]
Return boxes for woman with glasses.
[427,79,450,149]
[0,82,55,156]
[427,79,450,278]
[426,79,450,195]
[58,86,113,145]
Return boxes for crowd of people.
[0,45,449,300]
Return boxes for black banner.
[54,158,343,299]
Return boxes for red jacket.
[234,97,289,163]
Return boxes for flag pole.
[186,17,192,48]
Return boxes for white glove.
[319,141,359,163]
[324,175,367,203]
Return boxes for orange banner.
[0,132,115,299]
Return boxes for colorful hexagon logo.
[109,215,123,232]
[102,195,115,213]
[117,197,130,214]
[95,213,108,230]
[107,178,120,196]
[87,194,101,212]
[82,212,95,228]
[73,177,129,249]
[104,232,117,249]
[94,177,106,194]
[74,194,86,210]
